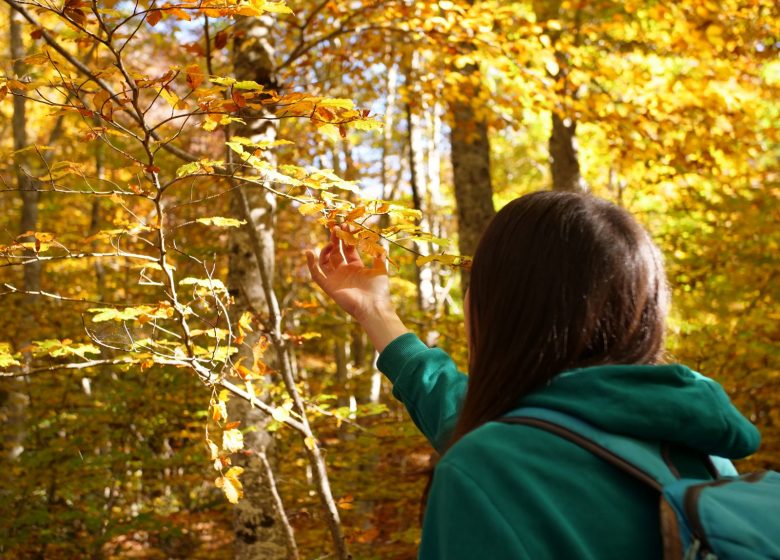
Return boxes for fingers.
[306,251,327,285]
[319,243,333,269]
[319,227,344,270]
[342,240,361,264]
[329,237,346,268]
[314,224,368,275]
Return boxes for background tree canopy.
[0,0,777,558]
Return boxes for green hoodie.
[376,333,761,560]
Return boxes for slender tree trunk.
[227,15,289,560]
[11,7,40,296]
[549,113,586,192]
[334,324,350,409]
[447,0,495,289]
[229,13,348,558]
[534,0,588,193]
[90,125,107,300]
[406,102,434,313]
[425,100,444,314]
[449,62,495,291]
[3,4,35,464]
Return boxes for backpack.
[498,407,780,560]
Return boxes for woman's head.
[450,191,669,449]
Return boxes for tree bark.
[3,4,35,465]
[227,15,289,560]
[10,6,40,295]
[447,0,495,290]
[549,112,586,192]
[534,0,588,193]
[449,62,495,291]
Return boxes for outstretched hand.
[306,225,408,352]
[305,226,391,322]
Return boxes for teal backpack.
[499,407,780,560]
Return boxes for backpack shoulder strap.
[498,407,679,490]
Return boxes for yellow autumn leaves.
[207,388,247,504]
[215,466,245,504]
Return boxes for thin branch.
[0,284,147,307]
[0,251,159,268]
[1,358,138,377]
[3,0,198,163]
[259,447,301,560]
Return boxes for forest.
[0,0,777,558]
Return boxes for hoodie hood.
[519,363,760,459]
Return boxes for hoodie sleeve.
[419,461,530,559]
[376,333,467,451]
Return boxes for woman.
[306,191,760,559]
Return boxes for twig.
[258,447,301,560]
[0,284,146,307]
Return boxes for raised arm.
[306,227,467,449]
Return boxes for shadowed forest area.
[0,0,778,558]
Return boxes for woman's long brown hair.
[421,191,670,517]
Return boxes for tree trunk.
[3,4,35,464]
[534,0,588,193]
[90,118,107,300]
[447,0,495,289]
[549,112,586,192]
[449,62,495,291]
[227,15,290,560]
[406,101,436,313]
[10,7,40,297]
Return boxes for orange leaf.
[7,80,26,91]
[212,401,227,422]
[316,106,335,121]
[64,0,87,25]
[147,9,162,26]
[185,64,205,89]
[334,227,358,245]
[346,206,366,221]
[93,90,108,108]
[232,90,247,108]
[167,6,192,20]
[234,364,254,379]
[214,30,228,49]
